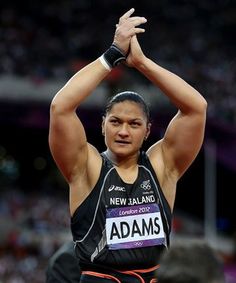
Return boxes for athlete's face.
[102,101,151,157]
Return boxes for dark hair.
[157,239,225,283]
[104,91,150,123]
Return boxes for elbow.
[50,98,63,115]
[194,96,208,125]
[182,94,208,118]
[199,96,208,114]
[193,93,207,115]
[50,95,73,116]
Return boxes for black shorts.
[79,267,158,283]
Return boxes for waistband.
[81,264,159,283]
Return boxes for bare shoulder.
[146,140,164,177]
[147,138,179,182]
[87,143,103,177]
[147,140,177,211]
[71,143,102,184]
[69,143,103,215]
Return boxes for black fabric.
[140,152,172,246]
[80,270,156,283]
[71,151,172,270]
[46,242,81,283]
[103,44,126,67]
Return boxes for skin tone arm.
[126,36,207,210]
[48,9,147,213]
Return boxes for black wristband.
[103,44,126,68]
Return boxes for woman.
[49,8,207,283]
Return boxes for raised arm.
[49,9,147,184]
[127,36,207,180]
[49,59,108,182]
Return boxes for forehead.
[107,101,145,118]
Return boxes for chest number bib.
[106,203,165,250]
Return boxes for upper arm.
[148,108,206,180]
[48,104,88,183]
[161,109,206,178]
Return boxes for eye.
[130,121,142,127]
[110,119,120,125]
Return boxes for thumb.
[130,35,142,52]
[131,35,138,44]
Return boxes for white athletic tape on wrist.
[99,55,112,71]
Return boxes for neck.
[105,150,139,168]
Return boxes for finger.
[133,27,146,34]
[129,17,147,26]
[116,17,147,31]
[129,16,147,21]
[118,19,146,33]
[120,8,135,21]
[126,27,145,37]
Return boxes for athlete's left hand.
[126,35,146,68]
[113,8,147,55]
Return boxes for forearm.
[51,59,110,113]
[51,8,148,114]
[136,57,207,114]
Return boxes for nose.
[118,123,129,137]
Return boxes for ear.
[101,116,105,136]
[144,122,151,140]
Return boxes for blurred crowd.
[0,1,236,282]
[0,188,71,283]
[0,0,236,123]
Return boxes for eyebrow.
[109,116,145,123]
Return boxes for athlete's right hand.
[113,8,147,55]
[126,35,146,68]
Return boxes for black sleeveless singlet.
[71,151,172,272]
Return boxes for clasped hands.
[113,8,148,67]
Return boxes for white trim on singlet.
[75,166,116,244]
[138,164,170,234]
[74,162,170,247]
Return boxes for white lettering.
[110,198,127,205]
[108,185,126,192]
[127,195,155,205]
[119,208,138,216]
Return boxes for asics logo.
[108,185,126,192]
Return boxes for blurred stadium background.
[0,0,236,282]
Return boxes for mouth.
[115,140,131,144]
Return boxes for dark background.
[0,0,236,282]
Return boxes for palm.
[113,8,147,56]
[126,36,144,67]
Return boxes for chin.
[112,147,137,158]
